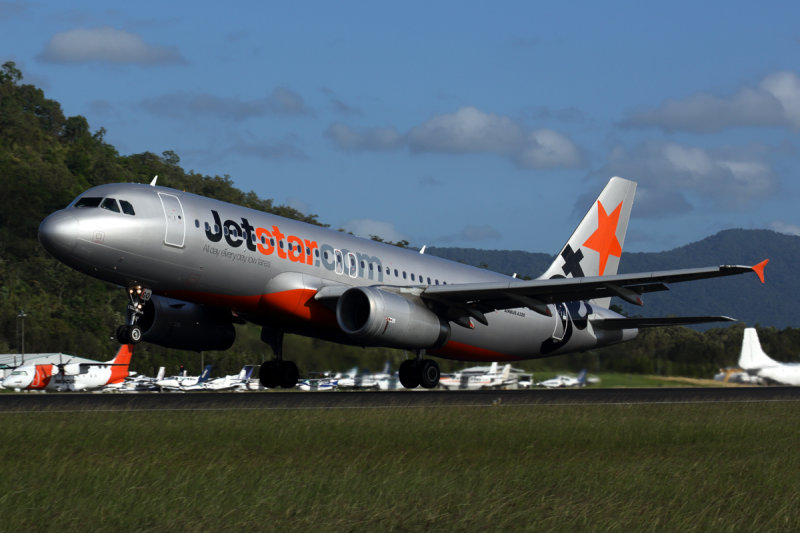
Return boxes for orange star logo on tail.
[582,200,622,276]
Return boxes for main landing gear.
[258,327,299,389]
[398,353,440,389]
[116,285,151,344]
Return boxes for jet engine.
[336,287,450,349]
[131,295,236,351]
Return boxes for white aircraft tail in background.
[739,328,780,369]
[738,328,800,386]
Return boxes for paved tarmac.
[1,386,799,412]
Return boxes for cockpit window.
[74,197,102,208]
[100,198,121,213]
[119,200,135,216]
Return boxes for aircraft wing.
[420,261,767,325]
[592,316,736,328]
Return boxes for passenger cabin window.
[75,197,102,208]
[100,198,120,213]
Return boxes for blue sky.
[3,1,800,254]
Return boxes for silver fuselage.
[39,183,632,361]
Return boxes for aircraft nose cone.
[39,211,78,257]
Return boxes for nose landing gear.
[116,285,151,344]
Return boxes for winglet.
[752,259,768,284]
[150,175,158,186]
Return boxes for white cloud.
[407,107,523,154]
[771,221,800,236]
[513,129,583,169]
[600,140,776,216]
[622,71,800,132]
[328,106,583,169]
[38,27,187,65]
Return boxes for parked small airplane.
[713,367,764,385]
[38,176,767,390]
[1,344,134,391]
[737,328,800,386]
[439,361,520,390]
[103,367,166,392]
[335,366,382,389]
[297,375,339,391]
[204,365,257,391]
[537,369,589,388]
[155,364,213,391]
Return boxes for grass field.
[2,402,798,532]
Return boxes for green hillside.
[2,61,799,379]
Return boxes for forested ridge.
[1,62,798,379]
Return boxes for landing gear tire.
[116,325,143,344]
[259,360,299,389]
[259,361,280,389]
[399,358,441,389]
[418,359,440,389]
[399,360,420,389]
[278,361,299,389]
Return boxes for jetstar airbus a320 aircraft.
[38,176,767,390]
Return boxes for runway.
[2,386,800,412]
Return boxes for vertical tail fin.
[738,328,779,370]
[199,364,213,383]
[541,177,636,306]
[156,367,166,380]
[577,369,587,386]
[108,344,134,366]
[108,344,135,383]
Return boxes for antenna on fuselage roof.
[150,175,158,187]
[419,245,426,254]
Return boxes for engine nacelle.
[131,295,236,352]
[336,287,450,349]
[60,363,83,375]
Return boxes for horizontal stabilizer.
[593,316,736,329]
